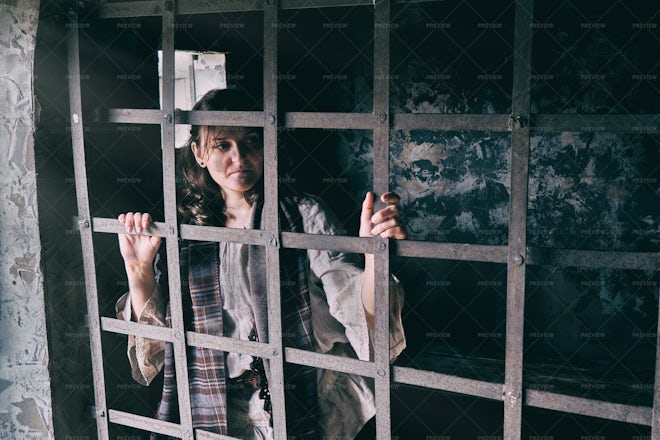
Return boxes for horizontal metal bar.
[180,224,268,245]
[101,317,176,342]
[93,217,168,237]
[527,247,659,271]
[284,347,375,378]
[396,240,508,263]
[95,111,660,135]
[393,113,512,132]
[96,108,163,124]
[176,110,267,127]
[525,389,652,426]
[94,217,657,270]
[284,0,374,8]
[186,331,272,359]
[108,409,182,438]
[284,112,374,130]
[281,232,373,253]
[94,0,261,17]
[533,114,660,133]
[196,429,241,440]
[93,0,443,18]
[97,109,267,126]
[94,1,163,18]
[392,366,503,401]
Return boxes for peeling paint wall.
[0,0,54,439]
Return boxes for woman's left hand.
[359,191,407,239]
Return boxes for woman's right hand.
[118,212,161,319]
[118,212,161,269]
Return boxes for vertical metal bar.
[161,2,195,438]
[503,0,534,439]
[262,1,288,438]
[67,10,110,440]
[373,1,392,439]
[653,281,660,439]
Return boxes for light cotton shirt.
[116,196,406,439]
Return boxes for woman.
[116,89,407,439]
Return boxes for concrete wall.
[0,0,54,438]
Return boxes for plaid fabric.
[152,197,320,439]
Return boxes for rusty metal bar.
[397,241,508,263]
[527,247,659,271]
[97,108,163,124]
[262,1,288,438]
[93,0,443,18]
[186,331,272,359]
[533,114,660,134]
[180,224,268,245]
[176,110,267,127]
[67,10,110,440]
[93,216,658,271]
[97,109,265,126]
[95,109,660,135]
[284,347,376,378]
[393,113,512,132]
[101,317,176,342]
[108,409,183,438]
[525,390,652,426]
[503,0,534,438]
[392,366,504,401]
[93,218,168,237]
[196,429,241,440]
[373,1,392,438]
[160,4,195,439]
[94,0,261,17]
[284,112,374,129]
[281,0,372,8]
[373,239,392,440]
[653,281,660,439]
[281,232,372,253]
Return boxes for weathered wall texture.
[0,0,54,439]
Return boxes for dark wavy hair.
[176,88,263,226]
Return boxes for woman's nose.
[230,143,248,160]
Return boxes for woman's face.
[192,126,264,197]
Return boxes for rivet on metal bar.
[513,254,524,266]
[266,114,276,125]
[72,113,80,124]
[167,225,176,236]
[507,113,526,130]
[90,406,106,418]
[502,387,521,406]
[164,113,173,124]
[377,241,387,252]
[74,217,90,230]
[174,330,183,340]
[376,113,388,124]
[272,348,279,357]
[377,369,386,377]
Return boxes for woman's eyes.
[213,142,231,150]
[244,135,261,146]
[212,135,261,151]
